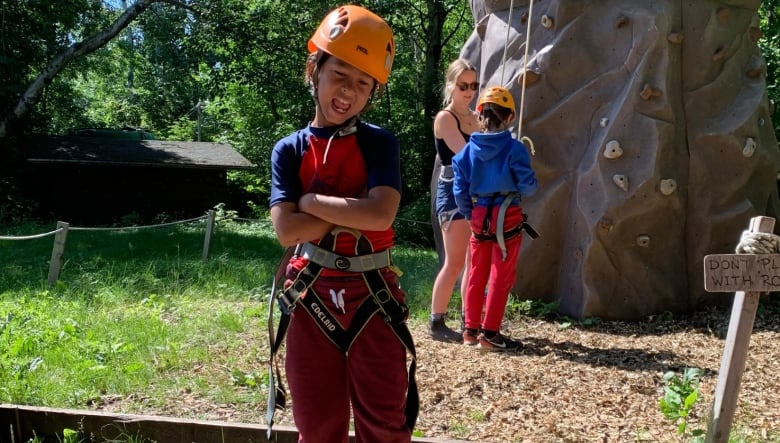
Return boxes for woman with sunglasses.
[428,58,480,343]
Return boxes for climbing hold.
[520,12,528,25]
[517,69,541,86]
[667,32,684,44]
[599,218,614,232]
[600,118,609,127]
[613,174,629,191]
[717,7,730,26]
[541,15,553,28]
[749,27,762,44]
[640,84,662,100]
[712,46,727,62]
[603,140,623,159]
[615,15,629,29]
[759,117,766,127]
[742,138,756,157]
[636,235,651,247]
[659,179,677,196]
[747,68,763,79]
[745,55,766,79]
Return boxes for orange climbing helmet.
[308,5,395,84]
[477,86,516,114]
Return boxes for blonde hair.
[442,59,477,106]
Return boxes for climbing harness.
[266,229,419,438]
[472,193,539,260]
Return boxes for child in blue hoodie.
[452,86,538,351]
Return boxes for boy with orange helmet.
[452,86,538,351]
[267,5,416,443]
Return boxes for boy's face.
[312,57,376,127]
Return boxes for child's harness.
[265,229,418,438]
[472,192,540,260]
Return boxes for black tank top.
[434,110,471,166]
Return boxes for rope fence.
[0,211,227,287]
[1,209,433,288]
[0,228,64,241]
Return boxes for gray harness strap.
[300,241,391,272]
[495,194,518,260]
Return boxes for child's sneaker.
[477,332,522,352]
[463,328,480,346]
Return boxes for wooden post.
[47,221,69,287]
[704,215,775,443]
[202,209,215,261]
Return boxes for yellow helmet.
[308,5,395,84]
[476,86,516,113]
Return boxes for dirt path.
[95,302,780,442]
[411,305,780,442]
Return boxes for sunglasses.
[457,82,479,91]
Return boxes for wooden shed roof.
[22,135,255,170]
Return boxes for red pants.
[465,204,524,332]
[285,269,411,443]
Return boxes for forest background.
[2,0,780,234]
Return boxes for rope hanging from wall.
[499,0,537,155]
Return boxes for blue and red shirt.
[270,121,401,257]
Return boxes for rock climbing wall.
[461,0,780,319]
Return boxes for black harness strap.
[266,245,296,437]
[299,288,381,352]
[361,266,419,430]
[473,223,524,242]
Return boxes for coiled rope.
[736,231,780,254]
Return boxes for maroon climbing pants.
[284,269,411,443]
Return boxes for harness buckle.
[277,278,308,315]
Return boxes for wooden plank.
[705,215,775,443]
[704,253,780,291]
[202,209,215,261]
[0,404,475,443]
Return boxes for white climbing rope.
[498,0,536,155]
[735,231,780,254]
[517,0,534,149]
[499,0,516,86]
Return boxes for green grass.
[0,218,439,415]
[2,220,780,443]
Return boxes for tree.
[0,0,192,139]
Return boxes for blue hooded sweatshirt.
[452,130,538,220]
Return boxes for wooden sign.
[704,253,780,292]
